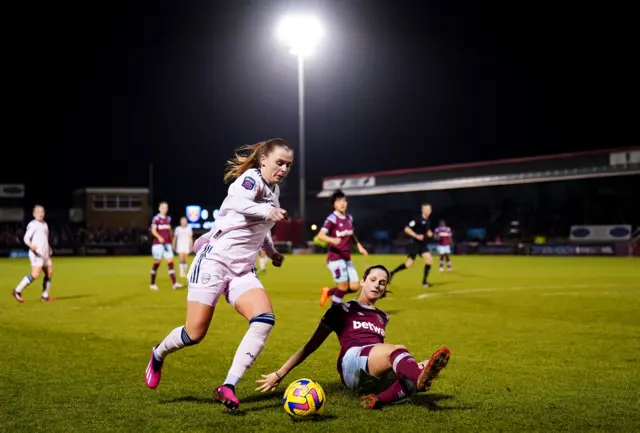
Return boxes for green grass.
[1,255,639,432]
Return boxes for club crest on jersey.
[201,273,211,284]
[242,176,256,190]
[377,315,385,324]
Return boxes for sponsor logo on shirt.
[352,320,386,337]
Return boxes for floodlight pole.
[297,54,307,242]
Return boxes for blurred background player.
[318,190,368,307]
[149,202,183,290]
[12,205,55,302]
[434,220,453,272]
[257,231,273,273]
[145,138,291,410]
[172,216,193,278]
[256,265,450,410]
[389,203,434,287]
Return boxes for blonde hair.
[224,138,290,183]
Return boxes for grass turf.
[1,255,639,432]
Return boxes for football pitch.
[1,255,639,432]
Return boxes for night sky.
[5,0,617,212]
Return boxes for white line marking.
[411,283,627,300]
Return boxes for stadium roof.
[317,147,640,197]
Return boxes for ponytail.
[223,138,290,183]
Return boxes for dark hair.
[439,220,446,225]
[362,264,391,299]
[330,189,346,205]
[224,138,291,183]
[421,203,431,208]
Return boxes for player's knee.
[348,282,360,292]
[183,326,205,344]
[249,313,275,337]
[405,260,414,268]
[31,270,41,279]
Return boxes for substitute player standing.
[172,216,193,278]
[144,138,291,410]
[150,202,183,290]
[434,220,453,272]
[11,205,55,302]
[389,203,434,287]
[318,190,368,307]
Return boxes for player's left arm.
[255,323,332,392]
[350,232,368,256]
[261,233,285,267]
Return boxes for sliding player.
[145,138,292,410]
[389,203,434,287]
[173,217,193,278]
[434,220,453,272]
[11,205,55,302]
[318,190,368,307]
[256,265,450,409]
[149,202,183,290]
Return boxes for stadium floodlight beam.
[276,15,324,243]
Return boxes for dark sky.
[5,0,622,212]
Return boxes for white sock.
[153,326,198,361]
[224,313,275,387]
[259,256,268,271]
[15,275,34,293]
[42,277,51,298]
[180,262,187,276]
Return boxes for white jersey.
[194,168,278,274]
[174,225,193,252]
[24,219,50,257]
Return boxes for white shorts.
[186,244,264,307]
[29,251,52,268]
[437,245,451,255]
[152,244,174,260]
[176,242,191,254]
[342,345,375,390]
[327,259,359,284]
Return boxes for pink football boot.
[145,347,163,389]
[213,385,240,410]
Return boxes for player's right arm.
[404,219,424,241]
[256,306,340,392]
[255,323,332,392]
[23,222,39,254]
[317,216,340,246]
[226,172,287,222]
[150,223,164,244]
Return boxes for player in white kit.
[145,138,292,410]
[11,205,55,303]
[172,217,193,278]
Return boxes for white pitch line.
[411,283,625,300]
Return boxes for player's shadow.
[161,396,214,405]
[408,393,474,411]
[52,295,93,301]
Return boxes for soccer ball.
[282,378,326,419]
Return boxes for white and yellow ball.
[282,378,326,419]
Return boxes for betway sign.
[322,176,376,191]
